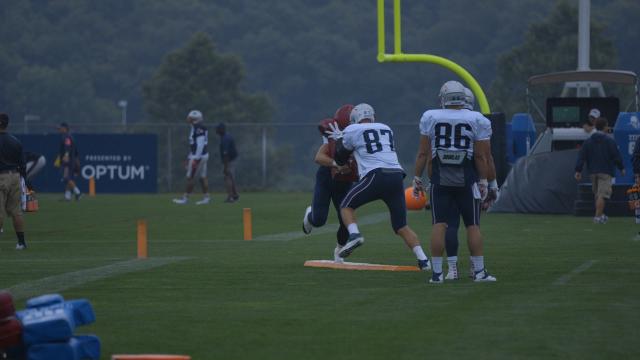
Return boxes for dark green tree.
[488,0,617,120]
[143,32,283,191]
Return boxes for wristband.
[479,179,488,186]
[489,179,498,189]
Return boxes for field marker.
[137,219,148,259]
[243,208,252,240]
[553,260,597,285]
[304,260,420,272]
[89,176,96,197]
[3,257,190,300]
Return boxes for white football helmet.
[187,110,203,123]
[439,80,467,108]
[350,103,375,124]
[463,87,475,110]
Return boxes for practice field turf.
[1,193,638,359]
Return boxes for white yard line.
[552,260,597,285]
[3,256,190,300]
[255,212,390,241]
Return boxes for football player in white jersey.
[440,87,499,280]
[325,103,431,270]
[173,110,211,205]
[413,81,497,283]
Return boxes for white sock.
[73,187,80,194]
[471,256,485,273]
[64,190,71,200]
[447,256,458,268]
[347,223,360,235]
[432,257,443,274]
[412,246,428,261]
[469,256,475,272]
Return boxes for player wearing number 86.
[325,103,431,271]
[413,80,496,283]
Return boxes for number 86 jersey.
[342,123,404,179]
[419,109,492,187]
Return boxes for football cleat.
[429,272,444,284]
[473,269,497,282]
[302,206,312,234]
[338,233,364,258]
[15,243,26,250]
[74,192,82,201]
[418,259,431,271]
[445,263,459,280]
[333,245,344,263]
[196,197,211,205]
[172,197,188,205]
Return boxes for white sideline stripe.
[3,256,190,300]
[553,260,597,285]
[255,212,390,241]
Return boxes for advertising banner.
[17,134,157,193]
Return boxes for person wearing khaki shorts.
[575,118,625,224]
[0,113,27,249]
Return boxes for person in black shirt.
[575,117,625,223]
[0,113,27,249]
[57,122,81,201]
[216,123,239,203]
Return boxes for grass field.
[1,192,639,359]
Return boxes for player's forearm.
[414,151,427,178]
[314,144,334,167]
[487,153,496,182]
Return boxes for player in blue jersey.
[325,103,431,271]
[413,81,497,283]
[57,122,81,201]
[302,104,358,263]
[173,110,210,205]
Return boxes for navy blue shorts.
[340,168,406,232]
[429,183,480,227]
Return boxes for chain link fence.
[18,120,435,193]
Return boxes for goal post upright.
[377,0,492,114]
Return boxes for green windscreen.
[552,106,580,124]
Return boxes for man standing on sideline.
[173,110,211,205]
[413,80,497,283]
[325,103,431,271]
[56,122,81,201]
[583,108,600,135]
[575,117,625,223]
[216,123,239,203]
[0,113,28,249]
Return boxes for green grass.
[1,193,639,359]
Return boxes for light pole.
[117,100,128,128]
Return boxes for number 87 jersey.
[342,123,404,180]
[419,109,492,187]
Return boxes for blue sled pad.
[26,294,64,309]
[27,335,101,360]
[17,300,95,345]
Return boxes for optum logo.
[81,165,147,180]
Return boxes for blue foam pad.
[27,335,101,360]
[26,294,64,309]
[17,307,74,345]
[63,300,95,326]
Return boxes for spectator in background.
[56,123,82,201]
[574,117,625,224]
[173,110,211,205]
[0,113,28,249]
[582,108,600,135]
[215,123,239,203]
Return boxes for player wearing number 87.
[413,81,496,283]
[326,103,432,271]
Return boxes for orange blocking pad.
[304,260,420,272]
[111,355,191,360]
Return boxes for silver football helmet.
[463,87,475,110]
[439,81,466,108]
[187,110,203,123]
[350,103,375,124]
